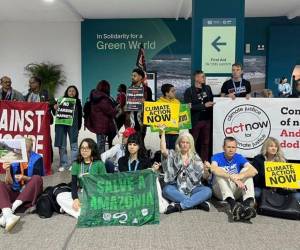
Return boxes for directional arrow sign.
[211,36,227,52]
[202,18,236,74]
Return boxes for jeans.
[96,134,107,155]
[59,142,78,169]
[162,184,212,210]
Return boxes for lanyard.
[128,159,139,172]
[80,162,92,176]
[232,79,242,93]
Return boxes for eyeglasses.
[80,147,91,151]
[2,81,11,84]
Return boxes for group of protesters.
[0,63,300,232]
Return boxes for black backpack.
[36,183,71,219]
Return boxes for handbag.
[258,188,300,220]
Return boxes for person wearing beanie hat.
[101,128,136,173]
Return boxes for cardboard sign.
[150,104,191,132]
[126,87,144,111]
[265,161,300,189]
[143,102,180,128]
[55,97,76,126]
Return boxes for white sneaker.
[58,167,66,172]
[5,214,20,232]
[0,216,5,227]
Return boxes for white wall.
[0,21,81,98]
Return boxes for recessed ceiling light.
[43,0,55,3]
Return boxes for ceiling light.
[43,0,55,3]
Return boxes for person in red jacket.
[85,80,117,154]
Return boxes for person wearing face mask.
[221,63,251,99]
[54,85,83,172]
[252,137,300,203]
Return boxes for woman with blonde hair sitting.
[160,129,212,214]
[253,137,300,202]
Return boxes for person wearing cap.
[0,76,24,101]
[0,138,44,232]
[101,128,136,173]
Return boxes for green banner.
[77,169,160,227]
[150,104,191,132]
[54,97,76,126]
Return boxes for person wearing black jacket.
[54,85,83,172]
[184,70,214,161]
[118,133,153,172]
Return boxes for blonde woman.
[160,129,212,214]
[253,137,300,202]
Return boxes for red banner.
[0,101,52,175]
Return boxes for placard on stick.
[126,87,144,111]
[55,97,76,126]
[143,102,180,128]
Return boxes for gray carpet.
[1,172,300,250]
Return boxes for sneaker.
[58,167,66,172]
[243,206,257,220]
[165,203,182,214]
[232,202,245,221]
[196,201,210,212]
[0,216,5,228]
[5,214,20,232]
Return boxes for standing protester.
[184,70,214,161]
[158,83,180,150]
[128,68,153,141]
[0,76,24,101]
[278,77,292,97]
[85,80,117,155]
[0,138,44,232]
[207,137,258,221]
[54,85,82,172]
[221,63,251,99]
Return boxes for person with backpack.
[54,85,82,172]
[85,80,117,155]
[56,138,106,218]
[0,138,44,232]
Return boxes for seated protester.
[0,138,44,232]
[157,83,181,150]
[252,137,300,202]
[117,132,169,213]
[207,137,258,221]
[56,138,106,219]
[101,127,136,173]
[0,76,24,101]
[160,129,212,214]
[221,63,251,99]
[118,133,153,172]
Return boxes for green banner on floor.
[77,169,160,227]
[54,97,76,126]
